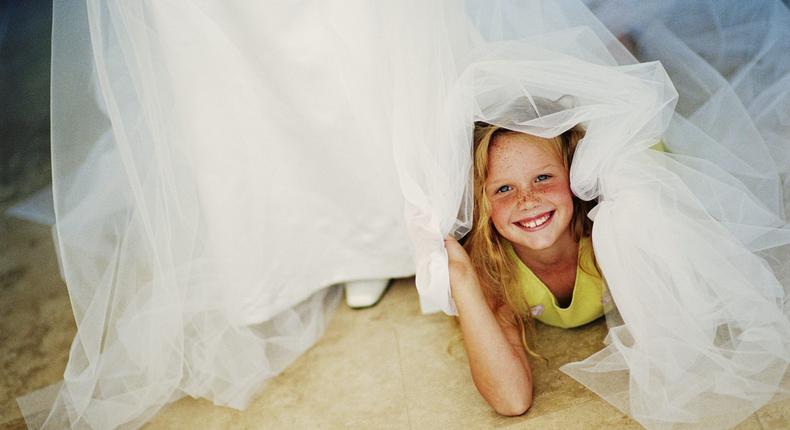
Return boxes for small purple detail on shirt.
[530,304,544,317]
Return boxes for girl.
[445,123,597,415]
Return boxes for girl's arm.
[445,237,533,416]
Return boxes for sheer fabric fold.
[21,1,414,429]
[390,1,790,429]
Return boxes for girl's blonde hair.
[464,122,594,356]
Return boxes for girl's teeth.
[521,213,550,229]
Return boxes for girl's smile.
[514,210,555,231]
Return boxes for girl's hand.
[445,235,475,286]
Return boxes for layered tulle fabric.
[20,1,414,429]
[390,1,790,429]
[21,0,790,429]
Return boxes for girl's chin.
[512,235,558,252]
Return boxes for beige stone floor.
[1,214,788,430]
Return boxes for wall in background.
[0,1,53,206]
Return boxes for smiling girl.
[444,122,599,415]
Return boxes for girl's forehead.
[488,133,563,169]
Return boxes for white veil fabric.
[390,0,790,429]
[20,1,415,429]
[21,0,790,429]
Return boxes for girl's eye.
[535,174,551,183]
[496,185,512,194]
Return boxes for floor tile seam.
[391,326,413,430]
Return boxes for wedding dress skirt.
[21,1,790,429]
[20,2,415,429]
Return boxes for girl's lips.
[514,210,555,232]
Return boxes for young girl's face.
[485,133,574,254]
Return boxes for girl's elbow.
[492,393,532,416]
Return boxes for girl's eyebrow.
[486,163,561,184]
[528,163,555,172]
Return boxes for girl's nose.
[518,190,540,207]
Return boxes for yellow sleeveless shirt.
[507,236,605,328]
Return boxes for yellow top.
[508,236,604,328]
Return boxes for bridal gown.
[20,2,416,429]
[20,1,790,429]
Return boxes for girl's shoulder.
[578,235,599,278]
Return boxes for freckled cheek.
[490,199,514,226]
[538,183,572,202]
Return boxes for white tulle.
[20,1,414,429]
[19,1,790,429]
[391,1,790,429]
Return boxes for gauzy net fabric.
[19,0,790,429]
[387,1,790,430]
[19,1,415,429]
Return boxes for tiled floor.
[1,214,788,429]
